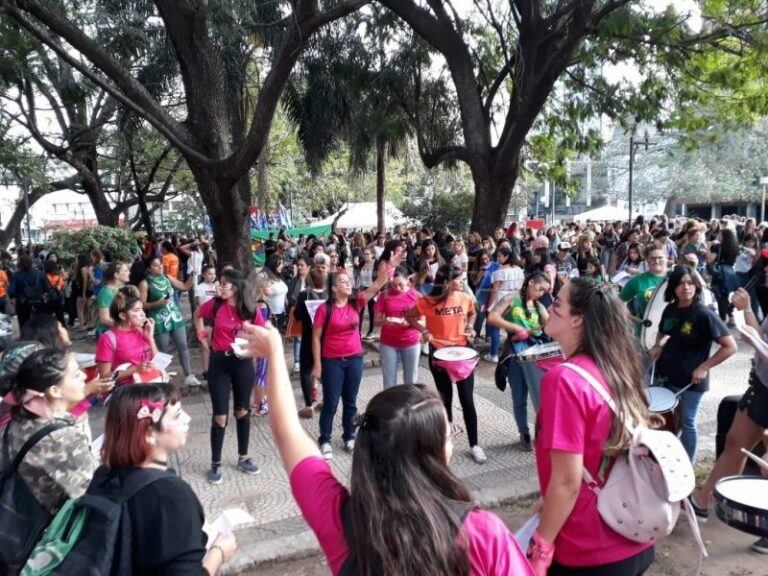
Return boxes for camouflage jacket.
[2,413,95,514]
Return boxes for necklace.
[151,458,168,468]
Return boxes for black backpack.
[337,498,475,576]
[38,465,168,576]
[0,421,68,574]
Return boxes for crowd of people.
[1,212,767,574]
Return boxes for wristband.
[210,544,225,565]
[197,329,209,341]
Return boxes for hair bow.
[2,389,52,420]
[136,399,164,423]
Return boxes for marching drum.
[433,346,479,383]
[515,342,564,372]
[641,279,717,350]
[646,386,681,436]
[714,476,768,537]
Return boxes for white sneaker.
[470,445,487,464]
[483,354,498,363]
[292,362,300,374]
[184,374,202,387]
[421,343,429,355]
[320,442,333,460]
[344,439,355,453]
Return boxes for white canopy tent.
[571,204,629,222]
[316,201,410,230]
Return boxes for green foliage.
[399,165,476,232]
[163,195,206,234]
[48,226,142,266]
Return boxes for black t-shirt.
[127,470,207,575]
[656,302,729,392]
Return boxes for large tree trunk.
[469,161,518,235]
[376,138,385,233]
[193,168,253,272]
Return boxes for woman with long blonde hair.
[529,278,654,576]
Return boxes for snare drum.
[515,342,564,372]
[646,386,681,436]
[433,346,479,383]
[714,476,768,537]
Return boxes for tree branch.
[4,0,213,165]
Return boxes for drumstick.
[741,448,768,472]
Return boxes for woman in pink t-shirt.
[530,279,654,576]
[311,270,389,460]
[373,266,422,389]
[192,268,265,485]
[96,287,159,384]
[236,324,534,576]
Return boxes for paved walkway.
[75,329,755,574]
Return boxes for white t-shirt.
[194,281,219,306]
[490,266,525,307]
[187,251,204,278]
[267,280,289,315]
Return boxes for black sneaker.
[207,464,222,485]
[752,538,768,553]
[688,494,709,521]
[237,457,260,475]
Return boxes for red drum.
[646,386,681,436]
[433,346,479,383]
[131,368,169,384]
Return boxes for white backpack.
[562,363,707,566]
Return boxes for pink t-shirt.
[535,355,653,566]
[197,298,265,352]
[95,328,153,382]
[316,295,365,359]
[290,456,533,576]
[373,288,421,348]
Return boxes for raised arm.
[241,323,320,473]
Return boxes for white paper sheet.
[305,300,324,324]
[73,353,96,368]
[152,352,174,371]
[733,309,746,331]
[514,513,540,551]
[90,433,104,453]
[203,508,255,550]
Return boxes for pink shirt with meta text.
[290,456,534,576]
[315,295,366,358]
[374,288,421,348]
[197,298,265,352]
[535,354,653,567]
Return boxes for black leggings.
[358,297,375,336]
[549,546,654,576]
[208,352,255,463]
[428,349,479,447]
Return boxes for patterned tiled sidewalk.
[79,334,754,574]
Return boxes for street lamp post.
[22,177,31,248]
[628,129,650,226]
[759,177,768,222]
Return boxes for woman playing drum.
[487,272,550,451]
[691,287,768,552]
[529,279,654,576]
[404,264,486,464]
[649,265,736,462]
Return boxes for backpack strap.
[319,299,333,348]
[560,362,635,434]
[560,362,634,488]
[5,421,69,471]
[120,468,170,501]
[210,297,224,333]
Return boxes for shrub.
[49,226,142,265]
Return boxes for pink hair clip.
[137,399,164,423]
